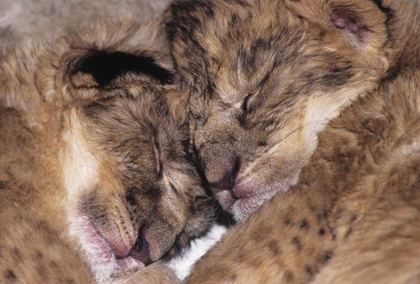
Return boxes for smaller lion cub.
[0,21,212,283]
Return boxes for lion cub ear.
[286,0,389,56]
[67,50,174,103]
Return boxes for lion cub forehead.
[167,0,390,75]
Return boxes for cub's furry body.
[167,0,420,282]
[0,20,212,283]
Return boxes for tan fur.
[112,263,180,284]
[167,0,420,282]
[0,20,212,283]
[0,0,172,55]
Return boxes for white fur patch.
[305,88,365,142]
[61,110,98,202]
[168,223,227,281]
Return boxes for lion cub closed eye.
[0,20,212,283]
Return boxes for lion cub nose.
[129,234,151,265]
[210,157,241,193]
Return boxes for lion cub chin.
[0,20,212,283]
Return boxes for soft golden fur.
[0,0,172,55]
[0,20,212,283]
[167,0,420,282]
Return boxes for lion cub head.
[0,21,212,282]
[166,0,395,221]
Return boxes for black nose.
[210,157,241,192]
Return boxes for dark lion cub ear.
[67,50,174,103]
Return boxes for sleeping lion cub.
[0,20,212,283]
[167,0,420,282]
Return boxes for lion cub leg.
[185,187,336,284]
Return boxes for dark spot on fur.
[12,248,21,260]
[305,265,313,277]
[237,251,247,262]
[230,13,239,26]
[299,219,310,231]
[267,240,280,256]
[284,270,294,282]
[350,214,357,223]
[284,218,293,227]
[321,64,353,87]
[5,269,17,281]
[50,260,59,269]
[126,188,139,208]
[257,141,267,147]
[253,38,275,52]
[291,237,302,251]
[317,250,334,265]
[36,251,43,260]
[0,181,7,190]
[304,72,315,85]
[252,230,266,242]
[71,51,173,86]
[318,228,326,236]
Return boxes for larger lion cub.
[167,0,420,283]
[167,0,393,221]
[0,21,212,283]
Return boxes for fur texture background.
[0,0,171,54]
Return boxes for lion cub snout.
[208,156,241,193]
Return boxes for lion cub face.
[167,0,392,221]
[61,47,212,282]
[1,22,212,282]
[62,80,210,281]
